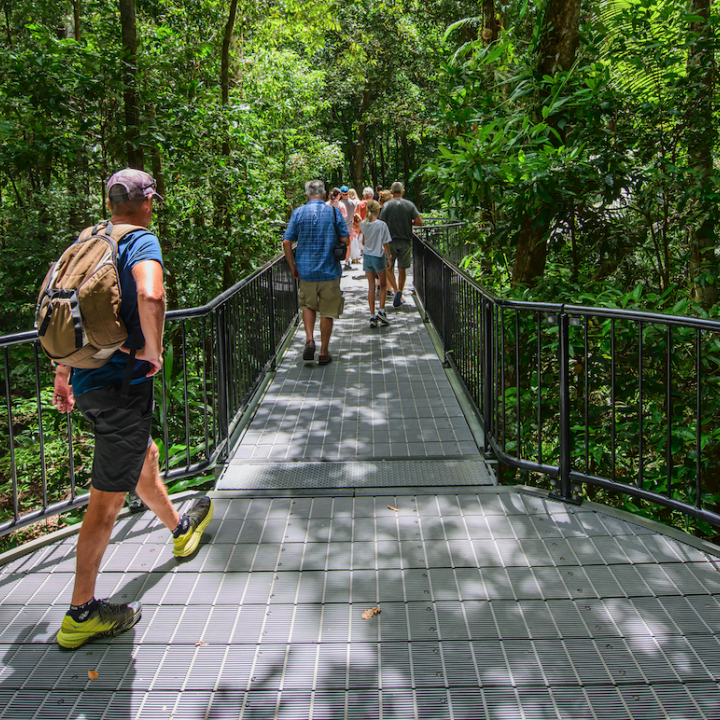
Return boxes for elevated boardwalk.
[1,271,720,719]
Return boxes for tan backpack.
[35,221,146,368]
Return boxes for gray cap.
[107,168,164,203]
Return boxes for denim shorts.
[363,253,388,274]
[75,380,154,493]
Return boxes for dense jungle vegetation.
[1,0,718,326]
[2,0,720,545]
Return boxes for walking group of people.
[282,179,422,363]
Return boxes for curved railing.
[0,252,298,537]
[414,235,720,531]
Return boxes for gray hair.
[391,181,404,194]
[305,179,325,198]
[363,187,373,198]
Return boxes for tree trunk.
[482,0,499,44]
[221,0,238,108]
[401,131,410,187]
[3,2,11,45]
[118,0,143,170]
[379,135,386,187]
[538,0,580,77]
[72,0,81,41]
[512,217,548,285]
[353,81,371,191]
[687,0,717,307]
[219,0,238,289]
[512,0,580,287]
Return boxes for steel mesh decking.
[2,272,720,718]
[1,488,720,719]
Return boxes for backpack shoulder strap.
[107,223,148,242]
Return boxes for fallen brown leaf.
[195,641,209,646]
[87,670,99,680]
[387,505,399,512]
[362,606,381,620]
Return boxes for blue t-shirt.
[71,229,164,396]
[283,200,346,282]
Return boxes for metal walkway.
[1,271,720,719]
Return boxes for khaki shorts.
[389,240,412,270]
[298,278,345,318]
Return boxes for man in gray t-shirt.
[378,181,422,307]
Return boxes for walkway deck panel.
[1,272,719,719]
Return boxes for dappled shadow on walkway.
[1,271,720,718]
[1,489,720,718]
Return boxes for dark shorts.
[389,240,412,270]
[75,380,154,493]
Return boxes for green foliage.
[425,0,720,300]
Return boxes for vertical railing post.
[268,267,277,371]
[216,305,230,458]
[482,301,495,456]
[556,310,572,500]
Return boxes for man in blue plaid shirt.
[283,180,349,366]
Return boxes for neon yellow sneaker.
[56,600,142,649]
[173,497,214,558]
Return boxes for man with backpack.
[50,169,213,649]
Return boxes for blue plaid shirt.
[283,200,347,282]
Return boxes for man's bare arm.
[130,259,165,376]
[283,239,299,279]
[413,216,423,227]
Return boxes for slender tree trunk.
[512,0,580,286]
[72,0,81,41]
[118,0,144,170]
[401,132,410,188]
[3,2,11,45]
[221,0,238,109]
[379,134,386,187]
[354,81,371,191]
[482,0,499,44]
[687,0,717,307]
[218,0,238,289]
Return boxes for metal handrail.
[414,235,720,530]
[0,252,298,537]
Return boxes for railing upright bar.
[201,317,210,460]
[210,312,218,451]
[666,325,673,499]
[696,328,702,509]
[537,313,543,465]
[515,310,521,459]
[67,411,76,501]
[584,317,589,474]
[500,307,506,448]
[181,319,191,469]
[33,344,48,511]
[4,347,19,522]
[161,348,170,476]
[638,321,644,489]
[556,311,572,500]
[216,305,229,456]
[482,300,494,455]
[269,268,277,370]
[611,319,616,483]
